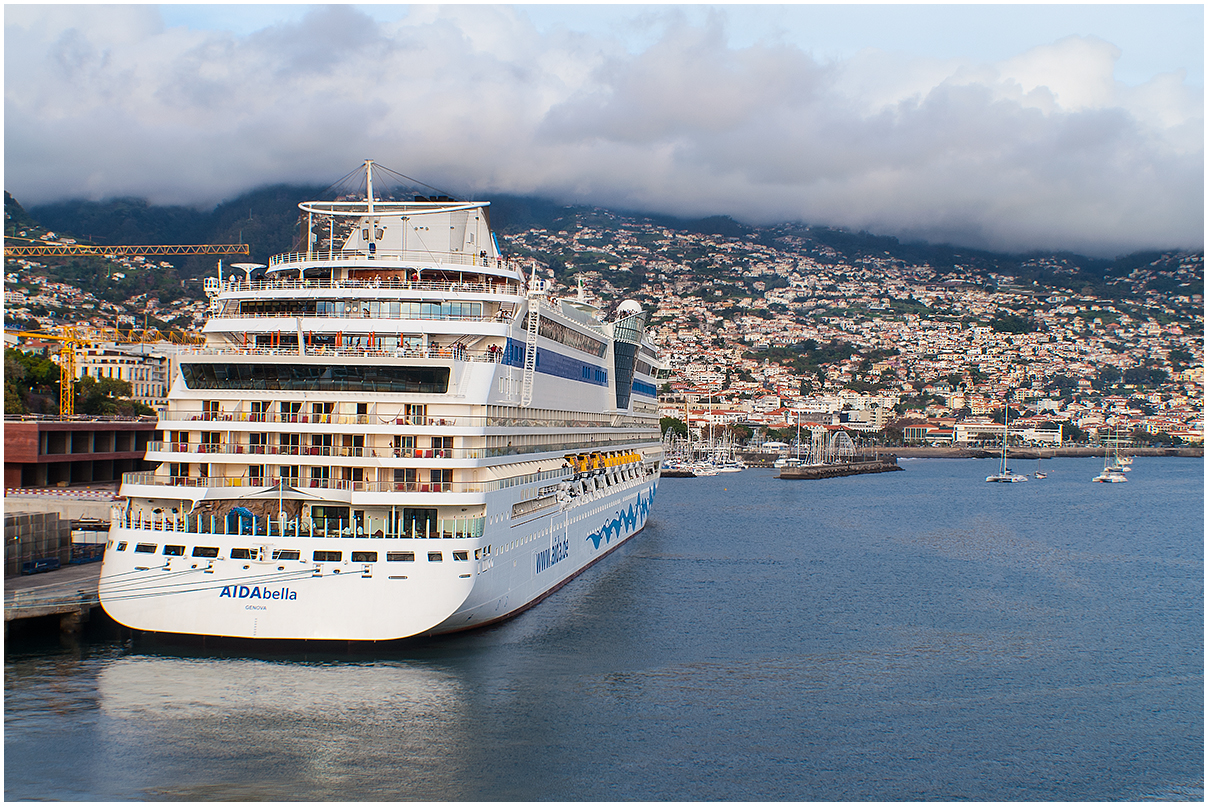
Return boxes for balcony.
[265,250,520,277]
[147,441,479,460]
[121,466,570,495]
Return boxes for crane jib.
[3,244,249,257]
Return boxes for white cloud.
[3,5,1202,256]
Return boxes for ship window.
[192,546,219,558]
[386,552,415,562]
[351,551,378,562]
[163,545,185,556]
[400,507,438,538]
[313,550,342,562]
[271,549,300,561]
[231,548,254,560]
[134,543,157,553]
[115,541,128,551]
[428,552,443,562]
[180,363,449,394]
[452,550,469,561]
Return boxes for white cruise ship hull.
[101,468,658,641]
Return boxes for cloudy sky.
[4,4,1203,257]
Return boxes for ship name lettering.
[219,585,297,600]
[535,537,570,575]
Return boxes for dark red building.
[4,418,159,489]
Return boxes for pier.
[5,562,102,636]
[778,459,903,480]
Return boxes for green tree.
[660,416,688,438]
[5,348,61,414]
[1169,348,1193,370]
[4,351,26,414]
[74,376,154,416]
[1060,422,1086,443]
[728,424,753,443]
[990,313,1036,333]
[1095,366,1122,389]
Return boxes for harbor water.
[5,457,1203,800]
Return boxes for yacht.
[985,406,1027,483]
[99,161,667,642]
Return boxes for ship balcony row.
[149,440,476,460]
[121,466,570,498]
[209,308,513,324]
[147,436,659,463]
[266,249,520,276]
[178,344,509,362]
[159,410,660,431]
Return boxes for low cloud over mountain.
[4,5,1202,257]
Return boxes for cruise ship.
[99,161,667,641]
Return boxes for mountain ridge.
[8,186,1202,301]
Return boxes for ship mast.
[365,159,375,214]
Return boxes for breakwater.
[778,459,902,480]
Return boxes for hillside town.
[5,205,1204,447]
[500,209,1203,447]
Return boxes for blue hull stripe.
[503,338,609,387]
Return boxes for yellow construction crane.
[4,242,249,257]
[5,327,204,416]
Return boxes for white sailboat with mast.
[986,401,1027,483]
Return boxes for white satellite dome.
[616,299,643,317]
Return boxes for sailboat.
[986,404,1027,483]
[1093,435,1128,482]
[1106,433,1132,472]
[1034,457,1047,479]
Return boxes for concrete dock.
[5,562,102,635]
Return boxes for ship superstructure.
[99,161,667,641]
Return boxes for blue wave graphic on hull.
[587,485,657,550]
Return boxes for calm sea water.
[5,457,1203,801]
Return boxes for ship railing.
[174,345,509,362]
[121,467,571,494]
[146,437,657,463]
[114,511,487,540]
[158,411,660,431]
[210,309,508,323]
[148,441,490,460]
[267,250,518,273]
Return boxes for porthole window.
[163,545,185,556]
[387,552,415,562]
[272,549,300,561]
[452,551,469,561]
[115,541,128,551]
[134,543,157,554]
[313,550,342,562]
[351,551,378,563]
[192,546,219,558]
[231,548,254,560]
[428,552,443,562]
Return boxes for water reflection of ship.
[96,655,475,797]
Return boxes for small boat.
[1093,469,1128,483]
[1094,438,1129,482]
[1034,457,1047,479]
[986,404,1027,483]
